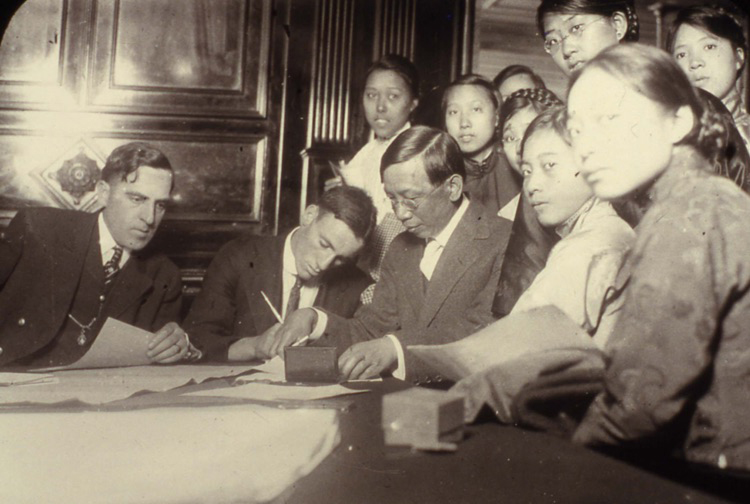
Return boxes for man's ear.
[95,180,111,208]
[300,204,320,227]
[447,174,464,202]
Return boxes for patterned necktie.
[285,276,303,319]
[103,246,123,286]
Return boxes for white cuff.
[385,334,405,380]
[183,333,203,361]
[310,308,328,340]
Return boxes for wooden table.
[283,380,741,504]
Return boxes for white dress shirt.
[339,123,411,224]
[283,228,327,339]
[282,228,321,319]
[98,213,130,268]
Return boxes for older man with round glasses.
[272,126,513,384]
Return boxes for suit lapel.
[420,202,488,326]
[105,256,154,318]
[240,235,286,327]
[403,240,427,317]
[50,212,99,327]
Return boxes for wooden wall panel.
[0,0,289,291]
[291,0,470,221]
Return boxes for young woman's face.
[502,106,539,174]
[672,23,744,101]
[567,68,678,200]
[521,128,592,228]
[444,84,498,161]
[363,69,417,139]
[542,12,624,75]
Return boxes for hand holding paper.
[148,322,190,364]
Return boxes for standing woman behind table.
[668,5,749,146]
[443,74,521,220]
[492,88,564,317]
[328,54,419,302]
[568,43,750,473]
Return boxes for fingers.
[338,350,357,380]
[257,324,281,360]
[152,347,184,364]
[347,359,373,381]
[270,327,301,357]
[148,332,180,359]
[148,323,188,363]
[150,340,184,363]
[148,322,176,349]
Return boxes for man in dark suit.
[0,142,190,368]
[185,186,375,362]
[272,126,512,383]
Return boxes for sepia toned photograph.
[0,0,748,502]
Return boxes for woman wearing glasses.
[536,0,639,76]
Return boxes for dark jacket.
[0,207,182,366]
[185,232,370,361]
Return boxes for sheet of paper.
[410,305,596,382]
[0,405,339,503]
[187,382,368,401]
[40,318,153,371]
[0,364,259,405]
[246,355,285,380]
[0,372,57,386]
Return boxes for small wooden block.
[382,388,465,451]
[284,346,339,383]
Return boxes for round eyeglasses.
[543,17,606,55]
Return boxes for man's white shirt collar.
[283,227,300,277]
[430,196,469,248]
[98,213,130,267]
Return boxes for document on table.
[187,382,368,401]
[0,405,340,503]
[0,364,260,405]
[410,305,595,382]
[0,372,57,386]
[40,318,152,371]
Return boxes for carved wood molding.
[373,0,416,60]
[306,0,357,147]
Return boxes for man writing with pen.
[184,186,376,361]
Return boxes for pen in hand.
[260,290,311,347]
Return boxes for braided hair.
[536,0,640,43]
[499,88,564,146]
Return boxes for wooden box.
[284,346,339,383]
[382,388,465,451]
